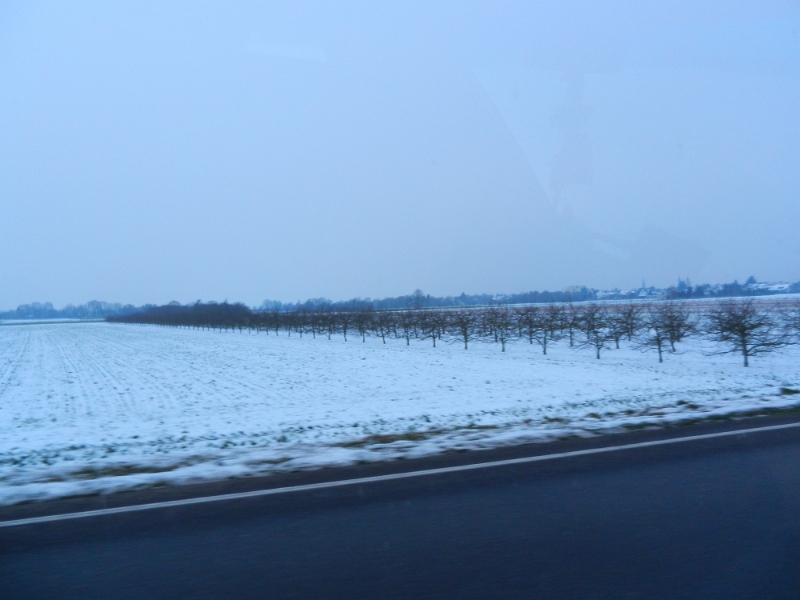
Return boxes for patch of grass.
[622,423,648,431]
[243,457,292,467]
[625,403,800,431]
[339,424,498,449]
[70,465,180,480]
[339,430,443,448]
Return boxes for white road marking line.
[2,420,799,529]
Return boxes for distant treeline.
[664,278,800,300]
[260,287,598,313]
[109,297,800,367]
[0,300,149,321]
[4,276,799,320]
[260,278,800,311]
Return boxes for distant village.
[591,277,797,302]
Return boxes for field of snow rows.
[1,321,799,504]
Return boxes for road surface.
[2,415,800,599]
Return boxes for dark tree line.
[259,287,599,313]
[109,298,800,367]
[1,300,149,320]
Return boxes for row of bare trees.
[110,299,800,367]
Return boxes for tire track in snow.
[67,327,179,419]
[80,326,207,421]
[0,328,30,405]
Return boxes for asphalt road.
[3,416,800,599]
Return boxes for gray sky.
[1,1,799,308]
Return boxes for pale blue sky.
[1,1,798,307]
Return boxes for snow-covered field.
[1,321,799,505]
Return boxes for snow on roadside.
[1,322,798,505]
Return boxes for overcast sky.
[1,1,799,308]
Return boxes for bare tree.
[575,303,612,359]
[353,305,373,342]
[429,310,451,346]
[283,312,295,337]
[606,307,628,349]
[338,310,353,341]
[515,304,563,355]
[419,310,445,348]
[372,311,392,344]
[540,304,565,354]
[660,301,695,352]
[397,310,416,346]
[618,302,645,341]
[516,306,542,346]
[293,310,307,338]
[307,309,320,339]
[269,311,281,336]
[704,299,788,367]
[480,308,499,345]
[449,309,477,350]
[564,303,581,347]
[634,305,671,363]
[782,299,800,345]
[323,310,337,340]
[488,307,515,352]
